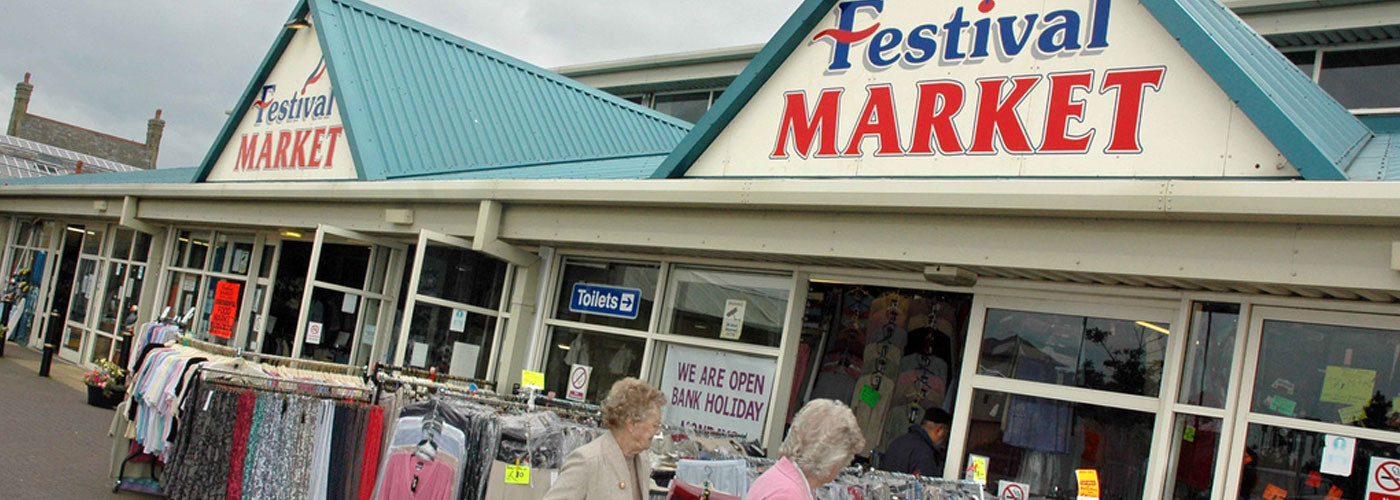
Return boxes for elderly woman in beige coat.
[542,378,665,500]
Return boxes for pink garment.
[378,453,456,500]
[747,457,813,500]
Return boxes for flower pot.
[85,384,123,410]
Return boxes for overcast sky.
[0,1,800,169]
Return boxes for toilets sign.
[568,283,643,320]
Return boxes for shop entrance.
[793,280,972,466]
[292,225,405,365]
[48,225,86,362]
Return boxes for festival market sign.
[660,344,777,439]
[205,24,357,181]
[682,0,1294,179]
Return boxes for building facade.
[2,0,1399,499]
[8,73,165,170]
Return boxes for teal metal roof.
[654,0,1377,181]
[408,154,670,180]
[1345,133,1400,181]
[194,0,690,182]
[0,166,200,187]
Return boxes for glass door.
[58,224,104,363]
[292,225,405,365]
[396,229,511,379]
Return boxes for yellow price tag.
[522,370,545,390]
[505,464,531,484]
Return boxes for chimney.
[146,109,164,169]
[9,73,33,136]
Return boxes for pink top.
[378,453,456,500]
[747,457,814,500]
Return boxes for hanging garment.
[378,453,457,500]
[674,459,750,498]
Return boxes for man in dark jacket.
[880,408,952,476]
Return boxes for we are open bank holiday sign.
[687,0,1295,179]
[661,344,777,439]
[207,25,357,181]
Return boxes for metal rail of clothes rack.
[373,372,602,423]
[177,336,365,376]
[198,365,375,400]
[729,455,986,497]
[373,363,497,390]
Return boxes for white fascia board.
[1241,3,1400,36]
[1,178,1398,224]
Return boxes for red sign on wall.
[209,281,241,339]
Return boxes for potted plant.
[83,359,127,409]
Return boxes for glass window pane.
[416,244,508,309]
[301,287,357,364]
[314,243,370,289]
[190,278,244,346]
[121,265,145,337]
[1241,423,1400,499]
[131,232,152,263]
[554,259,659,331]
[258,245,276,279]
[162,271,204,337]
[404,301,497,379]
[964,389,1154,499]
[1253,319,1400,430]
[665,266,791,348]
[211,232,255,275]
[1164,414,1222,500]
[80,226,104,255]
[1284,51,1316,80]
[88,334,114,364]
[68,258,98,324]
[978,309,1170,397]
[1318,47,1400,109]
[543,326,645,403]
[186,231,212,269]
[1178,303,1240,408]
[98,262,127,335]
[63,325,83,351]
[352,298,384,368]
[653,92,710,123]
[170,230,191,268]
[111,229,134,261]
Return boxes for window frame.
[1278,41,1400,114]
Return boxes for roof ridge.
[322,0,691,134]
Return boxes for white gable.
[686,0,1298,179]
[207,25,357,182]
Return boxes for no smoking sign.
[567,364,592,402]
[999,481,1030,500]
[1367,457,1400,500]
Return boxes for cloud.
[1,0,799,169]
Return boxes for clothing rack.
[730,455,984,490]
[374,363,496,390]
[514,391,601,414]
[199,365,374,401]
[662,424,745,440]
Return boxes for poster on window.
[209,281,241,339]
[660,344,776,439]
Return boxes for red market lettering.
[234,126,344,171]
[771,67,1165,159]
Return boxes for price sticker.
[522,370,545,390]
[505,464,531,484]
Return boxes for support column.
[493,256,543,393]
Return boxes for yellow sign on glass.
[522,370,545,390]
[1339,405,1366,424]
[1076,469,1101,500]
[505,464,531,484]
[1321,366,1375,407]
[966,455,988,484]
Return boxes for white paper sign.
[306,321,323,345]
[999,481,1030,500]
[1322,434,1356,476]
[449,342,480,378]
[341,294,358,314]
[450,309,467,333]
[721,299,746,340]
[182,276,197,292]
[567,364,593,402]
[1367,456,1400,500]
[410,341,429,368]
[659,344,776,438]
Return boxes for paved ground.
[0,342,145,499]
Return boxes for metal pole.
[38,312,59,377]
[0,300,9,358]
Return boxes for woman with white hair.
[748,399,866,500]
[542,378,665,500]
